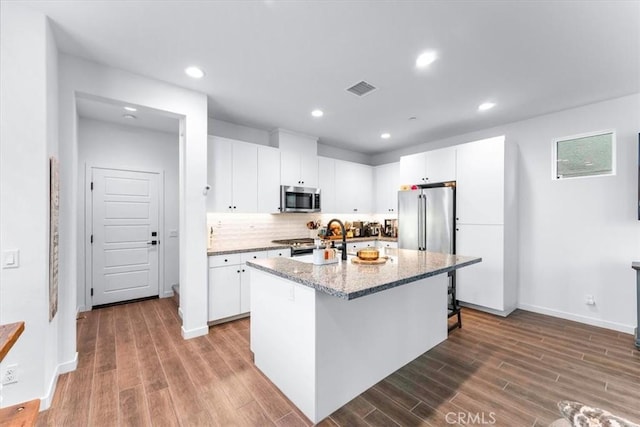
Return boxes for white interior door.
[91,168,160,306]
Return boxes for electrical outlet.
[2,364,18,385]
[585,294,596,306]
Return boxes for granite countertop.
[246,248,481,300]
[207,236,398,256]
[633,262,640,271]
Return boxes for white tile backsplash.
[206,212,396,247]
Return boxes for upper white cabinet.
[456,137,505,225]
[257,145,281,213]
[335,160,373,213]
[454,135,518,315]
[208,136,257,213]
[281,151,319,188]
[399,147,456,185]
[318,156,336,213]
[374,162,400,214]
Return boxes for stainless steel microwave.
[280,186,321,213]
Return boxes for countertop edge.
[632,261,640,271]
[247,255,482,300]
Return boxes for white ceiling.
[25,0,640,155]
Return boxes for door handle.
[147,240,159,245]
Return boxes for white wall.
[0,3,70,409]
[59,54,209,341]
[375,93,640,333]
[77,118,179,307]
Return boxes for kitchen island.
[246,248,481,423]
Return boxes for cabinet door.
[240,266,250,313]
[268,248,291,258]
[258,146,281,213]
[424,147,456,183]
[399,152,427,185]
[374,162,399,214]
[232,141,258,213]
[455,224,504,311]
[456,138,504,224]
[300,154,319,187]
[209,137,233,212]
[335,160,372,213]
[280,151,300,186]
[318,157,336,213]
[208,265,241,321]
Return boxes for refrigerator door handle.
[422,194,428,251]
[417,194,422,250]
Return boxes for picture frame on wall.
[49,156,59,321]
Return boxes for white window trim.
[551,129,616,181]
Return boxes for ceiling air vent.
[346,80,377,97]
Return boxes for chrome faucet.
[326,218,347,261]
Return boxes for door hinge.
[90,288,94,297]
[90,234,93,244]
[90,182,93,191]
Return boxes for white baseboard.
[517,303,634,335]
[40,352,78,410]
[181,325,208,339]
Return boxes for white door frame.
[84,163,165,309]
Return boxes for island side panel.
[314,274,448,422]
[249,269,318,419]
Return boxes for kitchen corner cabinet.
[374,162,400,214]
[399,147,456,186]
[257,145,281,213]
[208,136,258,213]
[318,157,337,213]
[335,160,373,213]
[455,136,518,315]
[209,249,291,323]
[281,151,318,188]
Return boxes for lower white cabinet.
[376,240,398,249]
[456,224,515,313]
[346,240,376,251]
[208,250,268,322]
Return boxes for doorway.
[90,167,161,305]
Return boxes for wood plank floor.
[36,298,640,426]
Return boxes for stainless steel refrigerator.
[398,182,460,331]
[398,182,455,253]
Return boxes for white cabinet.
[257,145,281,213]
[399,148,456,185]
[456,138,505,225]
[281,151,318,188]
[454,135,517,315]
[268,248,291,258]
[374,162,400,214]
[208,250,267,322]
[456,224,505,311]
[208,136,258,213]
[376,240,398,249]
[345,240,376,251]
[335,160,373,213]
[318,157,336,213]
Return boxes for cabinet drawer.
[241,250,268,263]
[268,248,291,258]
[209,253,242,268]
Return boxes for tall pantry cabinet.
[454,136,518,315]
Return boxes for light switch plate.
[2,250,19,269]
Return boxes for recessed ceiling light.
[408,116,417,121]
[124,106,137,112]
[311,109,324,118]
[478,102,496,112]
[185,66,205,79]
[122,114,137,120]
[381,133,391,139]
[416,51,437,68]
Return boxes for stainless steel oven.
[279,186,321,213]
